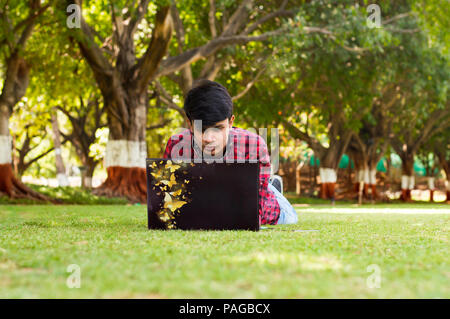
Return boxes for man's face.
[188,115,235,156]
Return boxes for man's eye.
[196,126,224,133]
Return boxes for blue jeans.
[268,183,298,225]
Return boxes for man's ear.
[229,115,235,127]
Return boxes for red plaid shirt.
[162,126,281,225]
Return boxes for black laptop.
[146,158,260,231]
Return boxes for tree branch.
[15,1,50,49]
[412,108,450,151]
[199,56,225,81]
[232,63,267,101]
[22,137,70,172]
[241,0,295,36]
[155,27,288,78]
[208,0,217,38]
[301,26,368,53]
[382,12,411,25]
[126,0,151,37]
[147,118,172,130]
[170,3,193,93]
[280,117,325,157]
[220,0,253,37]
[135,5,173,94]
[154,80,189,123]
[68,0,113,78]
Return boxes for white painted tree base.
[356,170,364,183]
[427,177,435,190]
[356,169,377,184]
[401,175,415,190]
[83,177,92,187]
[0,135,12,164]
[319,168,337,183]
[57,173,69,187]
[367,169,376,185]
[104,140,146,168]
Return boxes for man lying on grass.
[162,79,297,225]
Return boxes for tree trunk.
[350,150,366,202]
[93,98,148,202]
[318,151,340,201]
[366,143,387,201]
[0,3,50,201]
[447,177,450,202]
[0,109,49,201]
[51,112,69,187]
[434,148,449,203]
[80,160,96,189]
[400,153,415,202]
[354,163,377,202]
[365,165,378,200]
[443,166,450,202]
[72,4,174,203]
[427,177,435,202]
[12,133,18,175]
[350,139,386,202]
[311,163,317,195]
[347,162,352,189]
[59,98,103,190]
[295,162,302,195]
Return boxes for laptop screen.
[146,159,260,231]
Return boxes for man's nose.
[203,131,215,143]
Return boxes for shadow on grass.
[0,185,128,205]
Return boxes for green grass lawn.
[0,203,449,298]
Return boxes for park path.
[294,205,450,214]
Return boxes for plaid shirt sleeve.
[256,135,281,225]
[162,138,174,159]
[163,129,194,160]
[163,132,187,159]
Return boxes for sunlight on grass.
[299,207,450,214]
[0,204,449,298]
[228,252,345,271]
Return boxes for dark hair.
[184,79,233,128]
